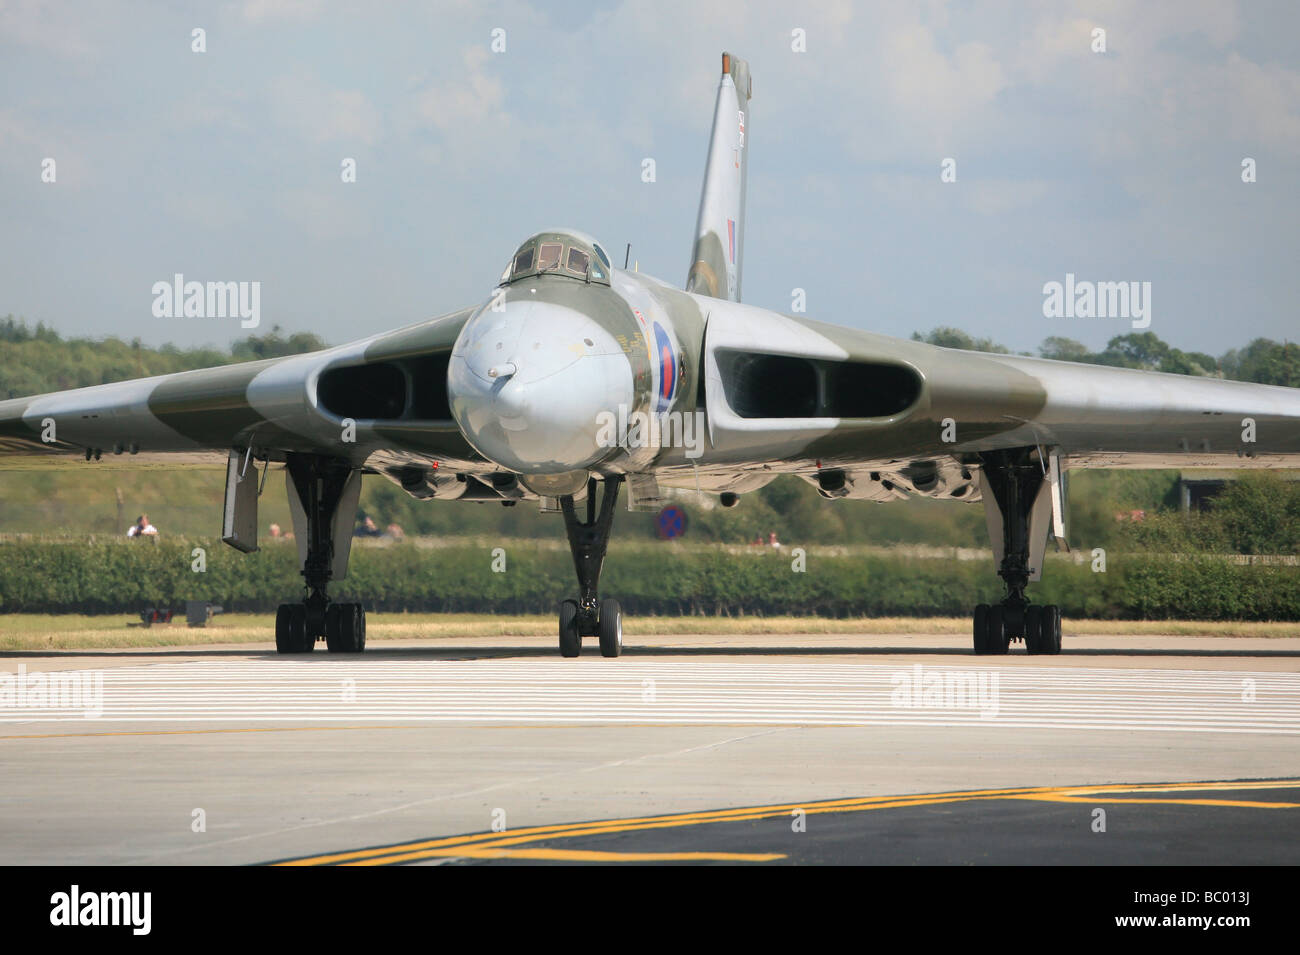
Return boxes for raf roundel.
[652,321,677,413]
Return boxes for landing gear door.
[285,470,309,570]
[979,468,1005,569]
[284,466,363,580]
[979,463,1056,582]
[329,470,364,581]
[222,448,259,554]
[1048,450,1069,551]
[1027,480,1054,582]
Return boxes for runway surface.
[3,659,1298,732]
[1,632,1298,864]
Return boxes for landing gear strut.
[973,448,1062,655]
[274,453,366,654]
[558,476,624,658]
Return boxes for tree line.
[1,538,1296,620]
[912,326,1300,387]
[0,316,326,399]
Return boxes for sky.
[1,0,1297,357]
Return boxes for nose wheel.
[559,599,581,657]
[598,599,623,657]
[557,597,622,658]
[557,477,625,658]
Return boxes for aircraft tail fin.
[685,52,750,302]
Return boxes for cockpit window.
[537,243,562,272]
[503,232,611,287]
[566,247,590,276]
[512,247,534,276]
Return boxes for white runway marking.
[4,660,1298,733]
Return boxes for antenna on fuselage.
[623,243,631,269]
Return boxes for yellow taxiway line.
[277,778,1300,866]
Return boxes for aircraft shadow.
[6,644,1299,661]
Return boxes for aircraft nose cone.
[448,299,633,473]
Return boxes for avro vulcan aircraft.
[3,53,1299,657]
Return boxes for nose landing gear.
[558,476,624,658]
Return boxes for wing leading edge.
[693,302,1300,470]
[0,306,482,468]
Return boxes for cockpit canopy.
[501,230,612,287]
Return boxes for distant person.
[269,523,282,538]
[385,522,405,541]
[768,531,781,547]
[753,533,764,547]
[354,515,382,538]
[127,514,158,539]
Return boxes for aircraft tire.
[559,599,581,657]
[1041,605,1062,654]
[598,599,622,658]
[324,604,343,652]
[289,604,312,653]
[1024,605,1044,654]
[326,603,366,653]
[275,604,294,654]
[352,604,367,652]
[986,605,1010,655]
[973,604,990,654]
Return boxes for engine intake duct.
[317,352,453,423]
[715,350,922,419]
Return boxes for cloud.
[881,27,1006,127]
[1217,52,1300,149]
[0,108,97,190]
[274,187,372,240]
[0,0,100,58]
[962,179,1051,216]
[239,0,323,23]
[269,71,382,145]
[165,191,250,230]
[407,46,506,134]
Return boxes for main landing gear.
[275,454,366,654]
[973,448,1062,656]
[558,476,624,658]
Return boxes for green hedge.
[0,539,1296,620]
